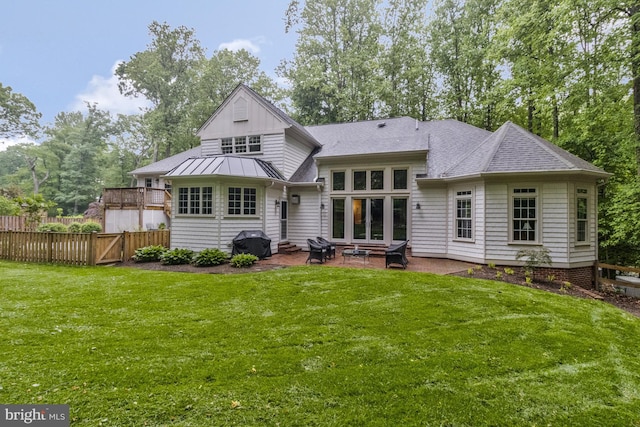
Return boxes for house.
[103,84,610,286]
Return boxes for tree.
[116,21,205,160]
[280,0,384,124]
[0,83,41,139]
[380,0,437,120]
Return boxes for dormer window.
[221,135,262,154]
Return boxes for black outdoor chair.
[385,240,409,269]
[316,236,336,259]
[306,239,326,264]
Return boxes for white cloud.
[218,37,265,54]
[0,135,36,152]
[71,61,151,116]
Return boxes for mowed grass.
[1,261,640,426]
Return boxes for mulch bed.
[116,260,640,318]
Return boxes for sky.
[0,0,297,148]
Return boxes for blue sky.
[0,0,296,141]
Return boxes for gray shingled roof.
[164,155,285,181]
[308,117,428,158]
[441,121,609,178]
[130,147,201,175]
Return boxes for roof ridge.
[440,123,508,177]
[507,122,578,170]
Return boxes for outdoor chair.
[306,239,326,264]
[385,240,409,269]
[316,236,336,259]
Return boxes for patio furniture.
[316,236,336,259]
[385,240,409,269]
[306,239,326,264]
[342,248,370,264]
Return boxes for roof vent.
[377,122,386,128]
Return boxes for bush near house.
[192,248,228,267]
[132,245,167,263]
[230,253,259,268]
[160,248,195,265]
[80,221,102,233]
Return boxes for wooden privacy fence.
[0,230,170,266]
[0,216,95,231]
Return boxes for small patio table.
[342,249,370,264]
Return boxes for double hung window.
[512,188,537,242]
[577,189,588,243]
[456,191,473,240]
[221,135,262,154]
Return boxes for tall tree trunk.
[631,5,640,176]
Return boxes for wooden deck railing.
[596,262,640,290]
[103,187,170,209]
[0,230,170,266]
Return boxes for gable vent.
[233,97,248,122]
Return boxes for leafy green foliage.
[36,222,68,232]
[0,195,20,215]
[160,248,195,265]
[515,247,552,276]
[67,222,83,233]
[0,83,41,138]
[230,253,259,268]
[192,248,228,267]
[79,221,102,233]
[132,245,167,263]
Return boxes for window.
[221,138,233,154]
[393,198,407,240]
[228,187,257,215]
[352,170,385,191]
[332,171,345,191]
[353,171,366,190]
[145,178,153,188]
[393,169,408,190]
[177,187,213,215]
[577,189,588,243]
[332,198,345,239]
[512,188,537,242]
[220,135,262,154]
[371,170,384,190]
[456,191,472,240]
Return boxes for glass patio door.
[352,198,384,242]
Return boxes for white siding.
[568,182,598,264]
[283,135,315,180]
[287,188,321,249]
[485,182,511,261]
[261,133,286,176]
[446,183,486,263]
[541,182,569,263]
[412,186,447,257]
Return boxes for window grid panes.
[234,136,247,153]
[456,191,472,239]
[221,138,233,154]
[332,171,345,191]
[353,171,366,190]
[332,198,345,239]
[178,187,212,215]
[513,189,537,241]
[228,187,257,215]
[221,135,262,154]
[248,135,261,152]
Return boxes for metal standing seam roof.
[163,155,286,181]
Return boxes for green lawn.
[1,261,639,426]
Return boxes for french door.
[352,198,384,242]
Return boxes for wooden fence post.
[88,232,97,266]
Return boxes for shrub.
[80,221,102,233]
[515,247,551,278]
[161,248,194,265]
[67,222,83,233]
[230,253,259,268]
[193,248,228,267]
[36,223,68,232]
[132,245,167,263]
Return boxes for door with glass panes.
[352,198,384,242]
